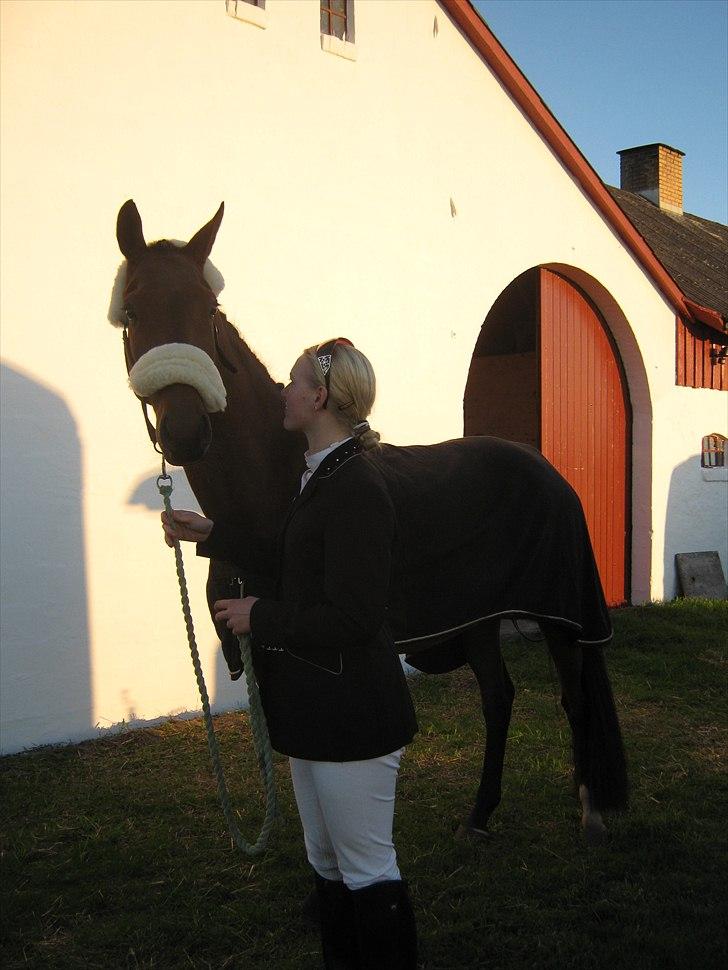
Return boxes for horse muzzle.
[156,398,213,465]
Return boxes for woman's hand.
[161,509,214,547]
[214,596,259,636]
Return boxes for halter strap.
[123,328,160,448]
[214,315,238,374]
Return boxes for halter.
[122,326,161,449]
[122,311,237,449]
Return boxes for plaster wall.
[1,0,724,752]
[656,388,727,599]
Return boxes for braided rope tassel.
[158,474,276,855]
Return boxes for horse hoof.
[455,822,490,842]
[582,817,608,847]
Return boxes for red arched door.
[540,269,631,605]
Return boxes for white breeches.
[289,749,404,890]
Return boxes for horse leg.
[456,619,515,840]
[541,623,607,845]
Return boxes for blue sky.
[474,0,728,224]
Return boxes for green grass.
[2,601,727,969]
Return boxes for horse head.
[111,200,228,465]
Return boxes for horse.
[111,200,628,844]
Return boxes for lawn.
[1,600,726,969]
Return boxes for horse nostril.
[158,412,210,450]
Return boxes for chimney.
[617,143,685,214]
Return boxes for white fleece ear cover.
[128,343,227,413]
[107,244,225,327]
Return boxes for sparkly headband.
[315,337,354,407]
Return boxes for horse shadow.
[127,470,250,715]
[0,363,92,754]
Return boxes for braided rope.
[157,473,276,855]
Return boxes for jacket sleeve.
[196,520,278,578]
[249,481,395,654]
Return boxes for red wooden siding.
[540,269,631,606]
[676,315,728,390]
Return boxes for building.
[1,0,725,754]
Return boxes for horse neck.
[184,315,304,530]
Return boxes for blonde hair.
[304,341,381,451]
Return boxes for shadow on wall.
[127,470,250,715]
[0,363,91,754]
[127,466,201,514]
[664,453,728,599]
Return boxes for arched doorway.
[464,267,632,606]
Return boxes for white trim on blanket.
[397,610,613,649]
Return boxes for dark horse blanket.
[212,436,611,677]
[368,437,612,668]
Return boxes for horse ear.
[116,200,147,261]
[184,203,224,267]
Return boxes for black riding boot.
[314,873,360,970]
[351,879,418,969]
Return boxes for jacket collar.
[283,437,362,527]
[313,436,361,480]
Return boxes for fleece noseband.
[128,342,227,413]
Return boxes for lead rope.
[156,464,276,855]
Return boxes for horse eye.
[124,306,136,323]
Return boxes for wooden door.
[540,269,631,605]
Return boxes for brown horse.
[112,200,628,843]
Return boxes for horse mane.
[216,312,282,397]
[148,239,180,252]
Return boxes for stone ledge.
[320,33,357,61]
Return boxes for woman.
[163,339,418,969]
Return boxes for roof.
[607,187,728,324]
[439,0,727,334]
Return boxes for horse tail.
[581,646,629,812]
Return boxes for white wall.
[658,388,727,599]
[1,0,725,753]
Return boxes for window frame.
[320,0,356,60]
[701,433,726,468]
[226,0,266,29]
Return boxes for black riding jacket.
[198,438,418,761]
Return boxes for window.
[321,1,347,40]
[701,433,726,468]
[321,1,355,44]
[226,0,266,28]
[320,0,355,59]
